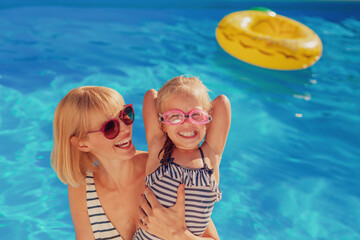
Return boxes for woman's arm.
[68,185,95,240]
[138,186,220,240]
[202,219,220,240]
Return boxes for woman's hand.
[138,184,187,239]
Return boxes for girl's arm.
[68,185,95,240]
[138,186,220,240]
[205,95,231,156]
[142,89,167,172]
[142,89,164,146]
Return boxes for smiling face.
[161,94,208,150]
[82,104,136,163]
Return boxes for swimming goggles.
[159,109,212,125]
[87,104,134,139]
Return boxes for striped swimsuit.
[133,148,221,239]
[86,172,123,240]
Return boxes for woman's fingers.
[139,194,152,216]
[173,184,185,210]
[138,199,150,230]
[139,186,162,222]
[137,218,149,231]
[137,185,188,238]
[138,206,147,219]
[144,186,161,208]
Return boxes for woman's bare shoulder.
[135,149,148,155]
[134,150,148,174]
[135,150,148,161]
[68,183,87,199]
[68,183,88,222]
[68,184,95,239]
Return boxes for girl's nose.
[182,116,192,124]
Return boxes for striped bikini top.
[133,148,221,240]
[86,172,123,240]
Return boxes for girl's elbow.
[213,95,231,112]
[145,89,157,97]
[219,94,230,106]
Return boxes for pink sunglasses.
[159,109,212,125]
[87,104,134,139]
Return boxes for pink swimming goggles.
[158,109,212,125]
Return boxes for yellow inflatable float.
[216,9,323,70]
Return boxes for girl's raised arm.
[142,89,164,146]
[205,95,231,156]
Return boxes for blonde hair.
[156,75,211,113]
[51,86,124,186]
[156,75,212,162]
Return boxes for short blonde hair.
[156,75,211,113]
[51,86,124,186]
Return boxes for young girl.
[134,76,231,239]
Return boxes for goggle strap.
[158,113,164,122]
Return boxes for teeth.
[115,136,131,146]
[120,141,130,147]
[179,131,196,137]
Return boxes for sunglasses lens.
[121,105,134,125]
[103,120,119,139]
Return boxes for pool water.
[0,2,359,239]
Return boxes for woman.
[51,86,220,240]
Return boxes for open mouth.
[178,131,197,138]
[115,136,132,148]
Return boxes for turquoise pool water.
[0,1,359,239]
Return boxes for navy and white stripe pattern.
[133,148,221,239]
[86,172,123,240]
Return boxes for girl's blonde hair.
[51,86,124,186]
[156,75,211,113]
[156,75,211,162]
